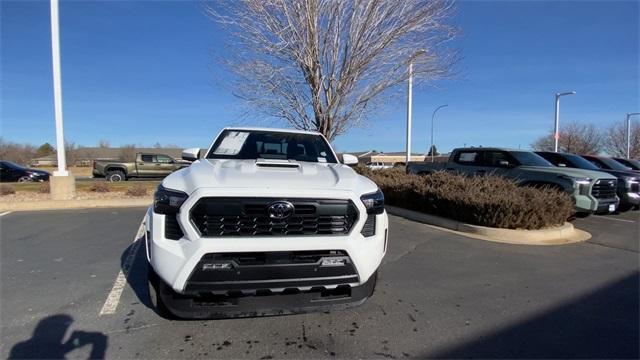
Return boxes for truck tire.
[106,170,126,182]
[147,264,175,319]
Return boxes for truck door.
[477,150,514,176]
[450,150,483,175]
[156,154,177,176]
[137,154,159,177]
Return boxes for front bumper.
[594,198,620,214]
[621,191,640,207]
[144,189,388,317]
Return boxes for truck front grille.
[591,179,617,199]
[184,250,359,294]
[190,198,358,237]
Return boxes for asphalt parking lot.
[1,208,638,359]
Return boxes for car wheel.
[147,264,175,319]
[106,170,126,182]
[17,176,32,182]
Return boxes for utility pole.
[626,112,640,158]
[553,91,576,152]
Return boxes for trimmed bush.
[357,167,574,230]
[89,182,110,193]
[0,184,16,196]
[39,182,50,194]
[126,184,148,197]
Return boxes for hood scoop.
[255,158,301,168]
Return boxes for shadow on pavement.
[8,314,108,359]
[120,238,153,310]
[427,271,639,359]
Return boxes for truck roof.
[453,147,527,152]
[223,127,322,136]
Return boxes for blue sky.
[1,0,638,153]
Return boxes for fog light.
[202,262,232,271]
[321,257,347,267]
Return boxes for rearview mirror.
[342,154,359,166]
[182,148,200,162]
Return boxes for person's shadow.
[9,314,108,359]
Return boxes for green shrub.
[357,167,574,230]
[89,182,110,193]
[125,184,148,197]
[0,184,16,196]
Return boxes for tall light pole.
[430,104,448,162]
[405,50,426,165]
[405,61,414,165]
[553,91,576,152]
[50,0,67,176]
[626,112,640,159]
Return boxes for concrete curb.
[0,198,152,212]
[386,205,591,245]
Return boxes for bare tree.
[602,121,640,158]
[98,139,110,148]
[208,0,458,140]
[64,141,78,166]
[0,138,37,165]
[531,122,602,154]
[120,144,137,162]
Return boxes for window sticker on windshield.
[317,157,327,163]
[213,131,249,155]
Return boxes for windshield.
[591,157,631,171]
[564,154,600,170]
[618,158,640,170]
[206,130,338,163]
[510,151,553,167]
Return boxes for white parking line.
[99,220,145,316]
[595,216,636,223]
[0,211,12,217]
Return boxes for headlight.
[360,189,385,215]
[558,175,591,186]
[154,185,188,214]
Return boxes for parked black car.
[0,161,50,182]
[536,152,640,211]
[613,157,640,171]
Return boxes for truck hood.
[162,159,378,195]
[519,166,617,180]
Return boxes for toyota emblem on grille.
[267,201,294,219]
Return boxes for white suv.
[144,127,388,319]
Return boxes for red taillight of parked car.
[92,160,97,169]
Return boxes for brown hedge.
[357,166,574,230]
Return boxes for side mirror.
[182,148,200,162]
[342,154,359,166]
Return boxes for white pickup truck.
[144,127,388,319]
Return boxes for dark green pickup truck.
[92,153,189,182]
[406,147,620,215]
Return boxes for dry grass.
[89,182,110,193]
[5,181,161,194]
[357,167,574,230]
[125,184,148,197]
[0,184,16,196]
[35,166,94,177]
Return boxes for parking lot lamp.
[49,0,75,200]
[406,50,426,165]
[554,91,576,152]
[430,104,448,162]
[626,112,640,159]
